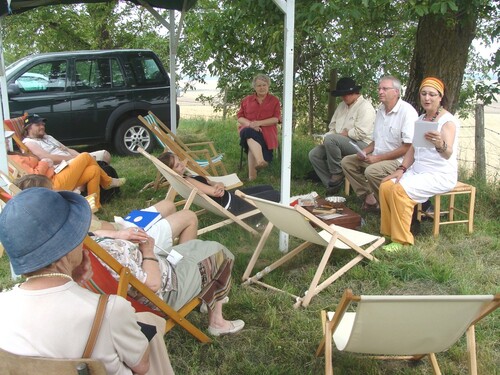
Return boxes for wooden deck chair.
[316,289,500,375]
[235,191,385,308]
[138,148,259,236]
[3,113,31,154]
[82,236,211,343]
[0,348,106,375]
[0,170,21,196]
[139,111,227,176]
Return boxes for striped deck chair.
[316,289,500,375]
[81,236,211,343]
[3,113,31,154]
[139,111,227,176]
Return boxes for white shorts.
[142,206,173,251]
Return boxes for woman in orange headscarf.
[379,77,459,252]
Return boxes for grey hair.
[380,75,402,96]
[252,74,271,89]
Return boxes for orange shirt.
[8,154,55,179]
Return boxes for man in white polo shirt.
[341,76,418,211]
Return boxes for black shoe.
[410,220,421,236]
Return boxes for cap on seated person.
[23,113,46,128]
[0,188,92,274]
[331,77,362,96]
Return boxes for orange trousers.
[379,180,417,245]
[52,153,112,208]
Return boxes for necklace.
[25,273,73,282]
[424,106,442,121]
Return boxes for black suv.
[6,49,178,155]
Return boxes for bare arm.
[130,347,150,375]
[139,237,162,292]
[24,141,73,164]
[425,121,456,160]
[185,176,225,198]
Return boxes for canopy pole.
[169,9,178,134]
[276,0,295,252]
[0,16,10,174]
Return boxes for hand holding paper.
[349,141,366,158]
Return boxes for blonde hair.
[15,174,53,190]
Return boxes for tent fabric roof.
[0,0,197,16]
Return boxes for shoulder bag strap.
[82,294,109,358]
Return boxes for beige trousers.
[341,155,399,202]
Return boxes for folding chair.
[316,289,500,375]
[0,348,106,375]
[235,191,384,307]
[3,113,31,154]
[139,111,227,176]
[82,236,211,343]
[138,148,259,236]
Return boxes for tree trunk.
[404,9,478,114]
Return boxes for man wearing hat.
[308,77,375,194]
[22,114,111,167]
[0,188,174,374]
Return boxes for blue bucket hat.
[0,188,92,274]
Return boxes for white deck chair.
[138,148,259,236]
[316,289,500,375]
[235,191,385,308]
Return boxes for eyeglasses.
[420,91,440,98]
[378,87,395,92]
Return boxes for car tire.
[114,118,155,155]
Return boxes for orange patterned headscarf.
[419,77,445,96]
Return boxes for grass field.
[1,118,499,374]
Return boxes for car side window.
[15,61,67,93]
[111,58,125,87]
[127,55,166,86]
[76,58,115,90]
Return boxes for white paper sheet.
[413,121,439,148]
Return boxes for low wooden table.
[305,198,362,230]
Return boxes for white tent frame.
[0,0,295,250]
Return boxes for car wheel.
[114,118,155,155]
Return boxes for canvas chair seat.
[235,191,385,308]
[0,348,106,375]
[316,289,500,375]
[82,236,211,343]
[138,147,259,236]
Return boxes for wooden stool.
[417,182,476,237]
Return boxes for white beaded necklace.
[25,272,73,282]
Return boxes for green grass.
[1,118,499,374]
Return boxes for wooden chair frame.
[82,236,211,343]
[3,113,31,154]
[235,191,384,308]
[417,181,476,237]
[316,289,499,375]
[139,111,227,176]
[0,348,106,375]
[138,147,259,236]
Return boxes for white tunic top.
[399,112,460,203]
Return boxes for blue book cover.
[123,210,162,231]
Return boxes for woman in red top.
[237,74,281,181]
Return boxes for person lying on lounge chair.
[159,151,280,215]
